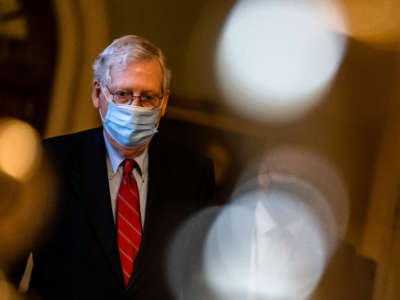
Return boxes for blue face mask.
[101,92,161,148]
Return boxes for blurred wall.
[44,0,109,138]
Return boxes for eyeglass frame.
[102,85,164,108]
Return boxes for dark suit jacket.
[29,127,215,300]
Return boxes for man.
[29,35,215,299]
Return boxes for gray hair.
[93,35,171,92]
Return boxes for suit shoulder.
[44,127,101,149]
[151,135,213,168]
[44,127,101,145]
[42,127,103,164]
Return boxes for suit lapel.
[142,135,164,240]
[71,128,124,287]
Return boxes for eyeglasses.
[104,86,163,108]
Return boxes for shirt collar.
[255,196,278,235]
[103,130,147,175]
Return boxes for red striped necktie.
[117,159,142,285]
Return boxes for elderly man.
[29,35,215,299]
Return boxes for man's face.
[92,57,169,156]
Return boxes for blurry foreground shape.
[310,242,376,300]
[167,207,222,300]
[205,143,231,185]
[0,118,55,275]
[0,271,23,300]
[318,0,400,47]
[167,146,350,299]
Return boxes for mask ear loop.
[154,95,165,111]
[156,98,163,110]
[99,85,112,121]
[99,109,105,122]
[100,85,113,104]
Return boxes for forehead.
[109,58,163,92]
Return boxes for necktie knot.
[123,159,135,179]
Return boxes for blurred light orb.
[203,184,330,299]
[216,0,347,123]
[0,118,41,181]
[167,207,223,300]
[257,145,349,238]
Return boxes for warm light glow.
[317,0,400,46]
[0,119,53,271]
[0,119,41,181]
[0,271,22,300]
[216,0,347,123]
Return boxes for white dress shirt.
[103,131,148,226]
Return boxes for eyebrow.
[113,87,162,95]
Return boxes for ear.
[92,81,102,108]
[160,89,170,117]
